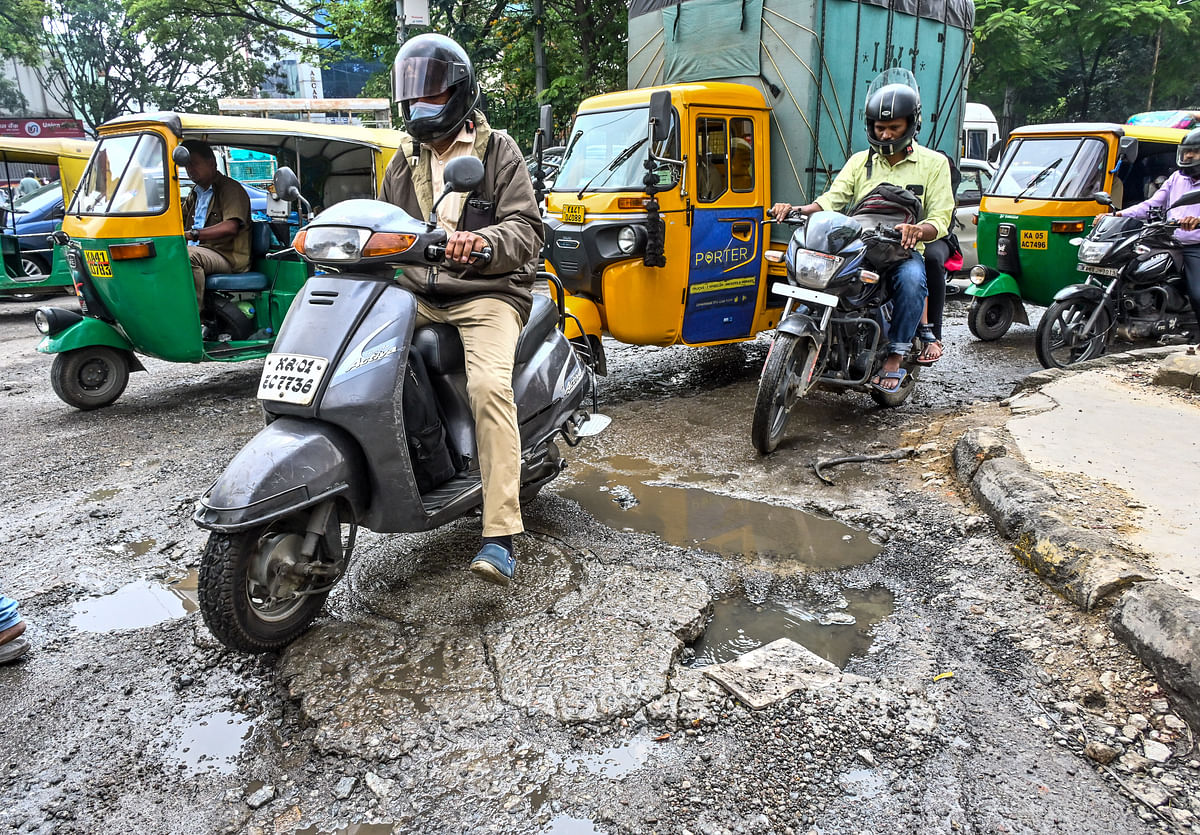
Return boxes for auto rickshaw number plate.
[561,203,586,224]
[258,353,329,405]
[1019,230,1048,250]
[83,249,112,278]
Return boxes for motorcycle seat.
[205,221,273,292]
[413,294,559,375]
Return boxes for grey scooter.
[194,157,603,653]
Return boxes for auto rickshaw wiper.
[1013,157,1063,203]
[577,137,649,200]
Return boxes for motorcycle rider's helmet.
[391,33,479,145]
[864,83,921,156]
[1177,127,1200,176]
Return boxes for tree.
[0,0,47,113]
[24,0,281,133]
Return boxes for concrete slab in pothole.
[1006,370,1200,598]
[702,637,866,709]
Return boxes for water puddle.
[838,767,886,800]
[70,570,199,632]
[295,826,397,835]
[542,816,603,834]
[560,459,879,571]
[165,710,253,775]
[87,488,120,501]
[562,735,655,779]
[687,585,894,669]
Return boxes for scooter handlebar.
[423,244,494,266]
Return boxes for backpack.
[849,183,923,272]
[403,347,458,493]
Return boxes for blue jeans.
[0,595,20,632]
[1180,245,1200,327]
[886,250,928,356]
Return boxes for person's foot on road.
[871,353,906,392]
[0,620,28,664]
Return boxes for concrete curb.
[954,345,1200,721]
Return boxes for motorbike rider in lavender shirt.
[1117,127,1200,338]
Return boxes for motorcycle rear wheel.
[751,334,819,455]
[198,518,337,653]
[1035,299,1112,369]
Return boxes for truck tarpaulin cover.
[629,0,974,28]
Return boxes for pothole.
[164,710,253,776]
[70,570,198,632]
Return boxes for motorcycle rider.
[379,33,543,587]
[771,82,954,392]
[1115,127,1200,337]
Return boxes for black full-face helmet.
[865,83,921,155]
[1177,127,1200,176]
[391,33,479,144]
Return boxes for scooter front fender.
[194,417,369,532]
[37,316,135,356]
[1052,283,1107,305]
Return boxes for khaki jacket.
[182,172,251,271]
[379,112,543,321]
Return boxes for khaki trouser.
[415,297,524,537]
[189,246,233,311]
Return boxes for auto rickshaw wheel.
[50,346,130,410]
[752,334,818,455]
[1035,298,1112,370]
[198,515,339,653]
[967,295,1016,341]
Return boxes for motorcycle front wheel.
[751,334,820,455]
[1035,298,1112,369]
[198,515,342,653]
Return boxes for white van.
[961,102,1000,161]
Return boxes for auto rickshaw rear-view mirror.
[537,105,554,155]
[1118,136,1139,165]
[649,91,672,144]
[1171,188,1200,209]
[273,166,302,202]
[171,145,190,167]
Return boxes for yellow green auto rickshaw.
[966,123,1187,340]
[0,137,95,300]
[34,112,403,409]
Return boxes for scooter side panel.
[512,330,590,447]
[195,417,367,531]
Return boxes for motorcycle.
[1034,188,1200,369]
[194,157,605,653]
[751,210,921,455]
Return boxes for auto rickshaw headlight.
[34,308,49,334]
[362,232,418,258]
[617,225,644,255]
[34,305,82,336]
[969,265,988,285]
[298,227,372,262]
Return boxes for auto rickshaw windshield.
[69,132,168,216]
[553,107,680,192]
[991,136,1108,200]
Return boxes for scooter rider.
[1115,127,1200,338]
[770,83,954,392]
[379,33,543,587]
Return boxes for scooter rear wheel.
[751,334,818,455]
[1035,298,1112,369]
[198,521,335,653]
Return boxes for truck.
[541,0,975,366]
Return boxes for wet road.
[0,294,1191,835]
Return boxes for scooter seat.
[206,271,269,292]
[412,295,561,375]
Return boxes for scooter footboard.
[195,417,368,532]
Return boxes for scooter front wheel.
[198,520,337,653]
[1035,298,1112,369]
[751,334,818,455]
[50,346,130,410]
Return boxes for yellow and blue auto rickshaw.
[0,137,94,300]
[35,112,403,409]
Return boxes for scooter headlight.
[790,248,843,290]
[293,227,371,262]
[1077,240,1114,264]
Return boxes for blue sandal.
[870,368,908,394]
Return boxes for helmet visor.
[392,55,470,102]
[1179,143,1200,169]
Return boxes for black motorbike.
[751,211,921,455]
[193,157,605,652]
[1035,189,1200,369]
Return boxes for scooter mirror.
[1091,191,1113,207]
[444,156,485,194]
[171,145,190,167]
[1170,188,1200,210]
[273,166,302,202]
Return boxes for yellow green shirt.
[814,143,954,253]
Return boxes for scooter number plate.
[258,353,328,405]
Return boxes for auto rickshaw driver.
[179,139,251,324]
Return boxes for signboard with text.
[0,118,87,138]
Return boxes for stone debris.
[244,785,275,810]
[701,638,865,709]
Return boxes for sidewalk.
[954,346,1200,727]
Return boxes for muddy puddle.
[70,570,198,632]
[165,709,253,775]
[542,816,603,834]
[295,826,397,835]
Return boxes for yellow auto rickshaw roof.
[98,111,404,150]
[0,136,95,164]
[577,82,770,113]
[1010,123,1188,145]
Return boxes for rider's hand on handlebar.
[1180,215,1200,232]
[769,202,794,222]
[894,223,926,250]
[445,230,488,264]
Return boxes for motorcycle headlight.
[790,248,843,289]
[294,227,371,261]
[1077,240,1114,264]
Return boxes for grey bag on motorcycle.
[849,183,923,273]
